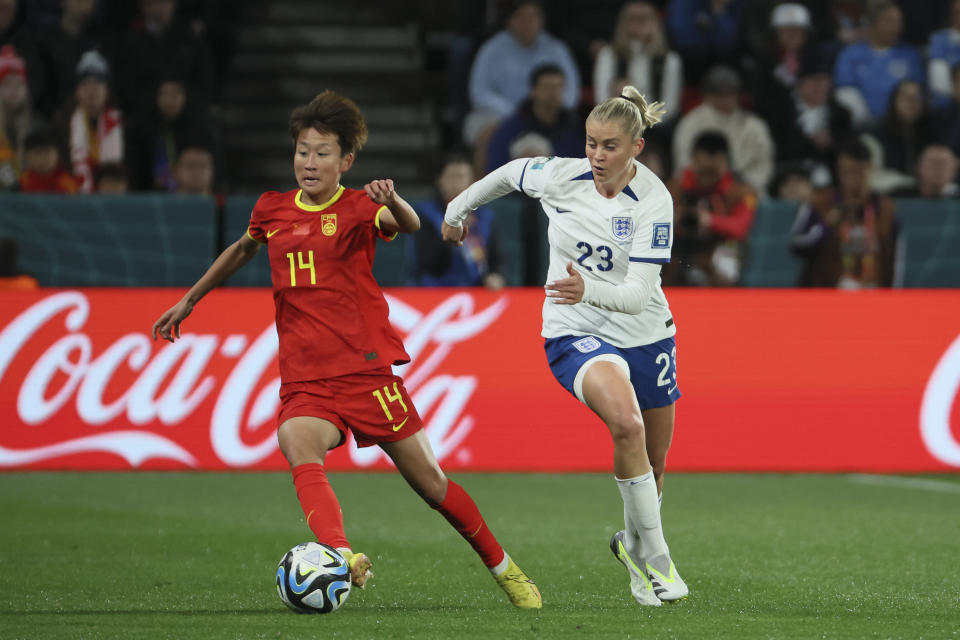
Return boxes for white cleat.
[645,553,689,602]
[610,531,662,606]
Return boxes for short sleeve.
[373,205,398,242]
[517,156,557,200]
[628,188,673,264]
[246,194,268,243]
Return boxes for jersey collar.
[295,185,344,212]
[572,170,639,201]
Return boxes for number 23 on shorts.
[371,382,408,424]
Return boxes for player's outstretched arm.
[152,234,261,342]
[365,178,420,234]
[442,158,529,241]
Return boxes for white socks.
[490,553,511,576]
[616,471,669,561]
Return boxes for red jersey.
[247,187,410,383]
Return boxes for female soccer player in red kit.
[152,91,541,609]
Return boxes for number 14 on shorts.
[372,382,408,428]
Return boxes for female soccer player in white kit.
[442,86,688,606]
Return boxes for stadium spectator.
[410,154,504,289]
[0,0,44,109]
[750,3,814,113]
[664,130,757,287]
[114,0,215,115]
[172,143,213,195]
[31,0,102,118]
[592,1,683,120]
[638,137,670,181]
[546,0,626,82]
[464,0,579,159]
[671,65,775,195]
[174,0,240,102]
[770,162,815,201]
[0,44,31,191]
[934,63,960,157]
[863,80,935,185]
[891,144,960,198]
[927,0,960,108]
[825,0,869,50]
[759,45,854,171]
[19,125,80,193]
[665,0,743,83]
[67,50,122,194]
[485,64,582,173]
[125,73,211,191]
[790,138,898,288]
[740,0,833,59]
[833,0,924,126]
[94,161,128,193]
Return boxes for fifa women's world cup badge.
[321,213,337,236]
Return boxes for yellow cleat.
[342,551,373,589]
[493,557,542,609]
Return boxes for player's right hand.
[152,299,194,343]
[441,220,469,246]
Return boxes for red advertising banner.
[1,288,958,472]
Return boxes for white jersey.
[520,156,676,348]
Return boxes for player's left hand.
[365,179,397,206]
[545,261,584,304]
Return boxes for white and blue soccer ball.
[275,542,351,614]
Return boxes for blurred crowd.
[0,0,233,197]
[1,0,957,290]
[434,0,960,289]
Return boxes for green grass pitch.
[1,472,958,639]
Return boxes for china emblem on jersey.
[611,216,634,240]
[321,213,337,236]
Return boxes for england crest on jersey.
[611,216,635,240]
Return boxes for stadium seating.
[897,199,960,288]
[740,199,803,288]
[3,194,958,289]
[0,194,216,287]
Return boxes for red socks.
[292,465,504,569]
[291,463,348,549]
[432,480,505,568]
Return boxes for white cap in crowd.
[771,3,812,29]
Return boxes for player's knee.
[277,421,325,466]
[413,468,448,505]
[608,409,646,450]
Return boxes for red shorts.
[278,367,424,448]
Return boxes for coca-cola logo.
[0,291,508,468]
[920,334,960,467]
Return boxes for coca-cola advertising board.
[1,289,958,472]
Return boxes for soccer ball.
[275,542,352,614]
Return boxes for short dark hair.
[23,126,59,151]
[506,0,543,19]
[436,150,472,173]
[836,138,871,163]
[529,63,564,88]
[95,162,127,183]
[692,131,729,156]
[289,90,368,156]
